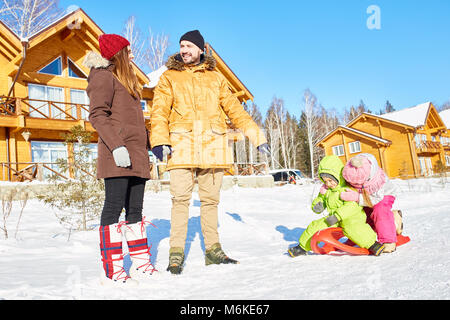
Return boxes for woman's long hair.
[110,47,142,99]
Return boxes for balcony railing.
[0,96,90,121]
[415,140,442,154]
[0,162,96,182]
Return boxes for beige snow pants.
[169,168,224,250]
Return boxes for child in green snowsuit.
[288,155,385,257]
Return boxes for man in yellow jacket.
[150,30,269,274]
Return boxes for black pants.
[100,176,147,226]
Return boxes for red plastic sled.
[310,227,410,255]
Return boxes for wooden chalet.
[0,8,256,181]
[317,102,450,179]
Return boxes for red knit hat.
[98,34,130,60]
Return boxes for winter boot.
[368,241,385,256]
[393,210,403,235]
[123,219,157,278]
[99,223,138,285]
[383,242,397,253]
[205,243,239,266]
[167,247,185,275]
[288,244,307,257]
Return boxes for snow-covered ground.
[1,178,449,300]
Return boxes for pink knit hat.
[342,155,371,186]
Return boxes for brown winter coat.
[150,53,267,170]
[84,51,151,179]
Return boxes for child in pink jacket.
[340,153,403,253]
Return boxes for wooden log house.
[317,102,450,179]
[0,8,258,181]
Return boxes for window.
[348,141,361,154]
[38,57,62,76]
[332,145,344,156]
[31,141,67,178]
[446,155,450,167]
[70,89,90,120]
[73,143,98,163]
[28,84,65,119]
[141,100,148,111]
[68,58,87,79]
[72,143,98,178]
[418,157,434,176]
[415,134,427,147]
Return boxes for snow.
[1,178,450,300]
[378,102,431,128]
[439,109,450,129]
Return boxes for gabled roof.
[346,112,415,131]
[145,44,254,102]
[317,125,391,147]
[376,101,446,131]
[378,102,431,127]
[439,109,450,129]
[2,8,149,84]
[0,20,23,61]
[209,44,253,102]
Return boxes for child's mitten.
[325,214,339,226]
[312,202,325,213]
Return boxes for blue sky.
[60,0,450,119]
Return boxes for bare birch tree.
[302,88,321,178]
[264,107,281,170]
[145,27,169,72]
[0,0,64,38]
[122,15,146,68]
[270,97,290,167]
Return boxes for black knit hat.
[179,30,205,51]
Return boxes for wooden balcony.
[0,95,92,131]
[442,142,450,150]
[415,140,442,154]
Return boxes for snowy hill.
[0,178,449,300]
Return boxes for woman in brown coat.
[84,34,153,284]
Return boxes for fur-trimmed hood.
[165,53,216,71]
[83,51,111,69]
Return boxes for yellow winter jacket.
[150,53,267,169]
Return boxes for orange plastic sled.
[310,227,410,255]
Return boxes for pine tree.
[36,125,104,233]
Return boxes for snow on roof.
[439,109,450,129]
[378,102,431,128]
[340,126,391,144]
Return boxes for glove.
[319,184,328,195]
[152,145,172,161]
[325,214,339,226]
[112,146,131,167]
[312,201,325,213]
[257,143,271,156]
[340,189,360,202]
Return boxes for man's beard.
[182,53,200,65]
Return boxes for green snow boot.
[167,247,185,274]
[205,243,239,266]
